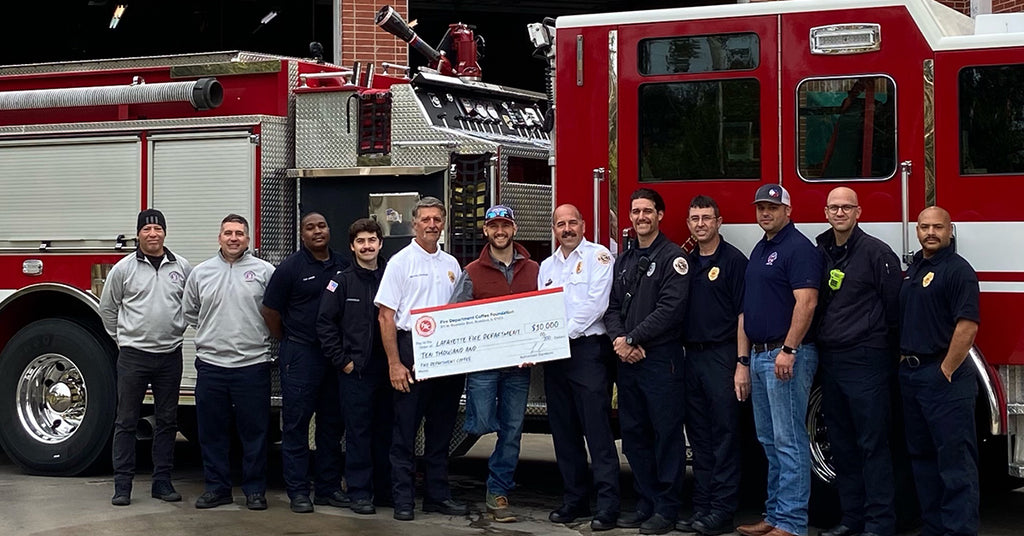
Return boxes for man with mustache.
[538,204,620,531]
[738,184,821,536]
[317,218,391,515]
[899,206,980,536]
[262,212,350,513]
[450,204,539,523]
[604,188,690,535]
[374,196,467,521]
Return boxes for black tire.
[0,318,116,476]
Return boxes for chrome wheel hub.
[17,353,87,444]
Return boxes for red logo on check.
[416,316,436,337]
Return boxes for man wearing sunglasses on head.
[449,204,539,523]
[603,188,690,535]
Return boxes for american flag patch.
[326,280,338,293]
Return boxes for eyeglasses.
[485,206,514,220]
[688,215,719,224]
[826,204,859,214]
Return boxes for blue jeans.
[464,366,531,496]
[750,343,818,536]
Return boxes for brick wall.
[340,0,409,72]
[992,0,1024,12]
[939,0,972,14]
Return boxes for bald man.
[814,188,901,536]
[899,206,980,536]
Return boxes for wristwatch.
[781,345,797,355]
[737,355,750,366]
[625,336,635,346]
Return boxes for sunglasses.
[485,207,514,220]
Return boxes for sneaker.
[195,491,233,509]
[486,492,516,523]
[314,490,351,508]
[246,493,268,510]
[151,480,182,502]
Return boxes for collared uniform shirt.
[374,238,461,331]
[684,238,747,344]
[899,245,980,355]
[538,238,614,339]
[262,246,348,345]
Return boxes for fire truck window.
[639,33,759,75]
[959,65,1024,175]
[639,79,760,182]
[797,76,896,181]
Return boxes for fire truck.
[532,0,1024,510]
[0,9,551,476]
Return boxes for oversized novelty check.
[410,288,571,380]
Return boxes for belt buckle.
[901,355,921,368]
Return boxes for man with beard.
[604,188,690,535]
[737,185,821,536]
[185,214,276,510]
[679,195,748,536]
[101,209,191,506]
[815,187,900,536]
[539,204,620,531]
[318,218,391,515]
[262,212,350,513]
[375,196,468,521]
[450,205,539,523]
[899,206,980,536]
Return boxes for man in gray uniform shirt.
[184,214,276,511]
[101,208,191,506]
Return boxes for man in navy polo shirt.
[262,212,350,513]
[899,206,980,536]
[680,195,748,536]
[737,184,821,536]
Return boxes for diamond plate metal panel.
[260,117,295,265]
[500,183,553,241]
[295,90,360,168]
[0,114,276,136]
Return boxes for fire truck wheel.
[0,318,116,476]
[806,384,842,527]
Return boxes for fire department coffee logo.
[923,271,935,288]
[447,270,455,283]
[766,251,778,266]
[168,271,184,284]
[244,270,257,282]
[575,261,583,274]
[646,261,657,277]
[416,316,437,337]
[596,251,611,265]
[709,266,720,281]
[673,257,689,276]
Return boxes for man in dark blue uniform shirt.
[679,195,748,536]
[262,212,350,513]
[603,188,690,535]
[317,218,391,515]
[737,184,821,536]
[815,187,901,536]
[899,206,980,536]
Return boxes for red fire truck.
[537,0,1024,502]
[0,17,551,475]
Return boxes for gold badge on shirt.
[922,271,934,288]
[575,261,583,274]
[596,251,611,265]
[448,270,455,283]
[709,266,720,281]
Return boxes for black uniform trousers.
[899,358,979,536]
[390,330,465,509]
[112,346,183,487]
[617,340,686,519]
[683,342,741,518]
[543,334,620,515]
[820,346,896,535]
[195,359,271,496]
[278,339,343,499]
[340,359,394,503]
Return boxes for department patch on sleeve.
[596,250,611,265]
[673,257,689,275]
[326,280,338,293]
[448,270,456,283]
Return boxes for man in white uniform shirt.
[374,196,468,521]
[538,204,620,531]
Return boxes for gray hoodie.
[184,250,275,368]
[100,249,192,353]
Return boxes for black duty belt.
[900,351,946,368]
[751,340,785,354]
[686,340,733,352]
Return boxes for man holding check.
[374,196,467,521]
[450,204,539,523]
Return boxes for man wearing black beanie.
[100,208,192,506]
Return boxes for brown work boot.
[736,519,774,536]
[762,528,796,536]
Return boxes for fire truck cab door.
[778,7,931,249]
